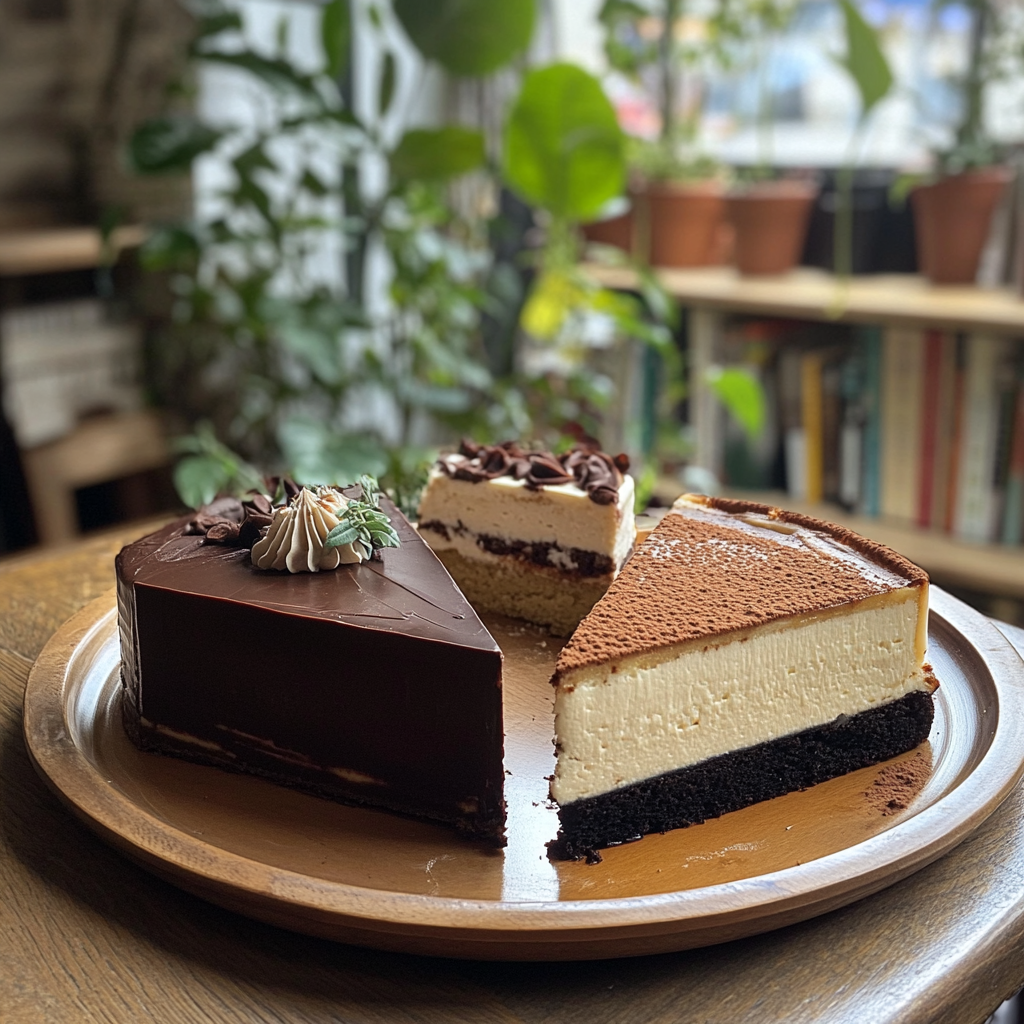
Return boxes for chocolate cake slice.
[116,486,505,843]
[549,494,936,861]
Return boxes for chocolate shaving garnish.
[263,475,302,502]
[206,521,241,543]
[238,513,273,549]
[589,486,618,505]
[481,447,511,477]
[245,493,273,516]
[524,454,573,489]
[437,440,625,502]
[186,493,277,548]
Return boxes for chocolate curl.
[244,492,274,516]
[238,512,273,549]
[437,440,623,503]
[562,448,623,503]
[523,453,573,489]
[263,476,302,503]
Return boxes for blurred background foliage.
[130,0,770,513]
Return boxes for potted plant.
[591,0,730,268]
[721,0,818,276]
[128,0,538,508]
[910,0,1013,285]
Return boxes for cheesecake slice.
[417,440,636,635]
[550,494,936,861]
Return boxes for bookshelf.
[0,225,146,276]
[588,265,1024,335]
[0,225,166,549]
[589,265,1024,603]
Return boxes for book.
[858,327,883,517]
[917,330,943,528]
[953,335,1013,542]
[0,299,142,448]
[944,337,967,533]
[1002,374,1024,545]
[880,327,924,524]
[838,348,864,509]
[930,333,959,531]
[801,350,824,504]
[821,356,843,503]
[991,348,1020,542]
[778,345,805,500]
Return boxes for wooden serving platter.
[23,587,1024,960]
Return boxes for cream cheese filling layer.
[552,590,928,805]
[417,469,635,566]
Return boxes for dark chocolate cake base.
[122,699,506,843]
[551,688,934,862]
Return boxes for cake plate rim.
[22,586,1024,961]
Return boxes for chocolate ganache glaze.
[116,486,506,842]
[438,439,630,505]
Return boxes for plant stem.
[957,0,987,155]
[755,32,773,179]
[660,0,682,145]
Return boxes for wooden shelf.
[21,410,170,546]
[588,265,1024,335]
[0,226,145,276]
[723,490,1024,601]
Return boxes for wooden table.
[3,524,1024,1024]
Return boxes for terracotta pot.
[726,181,818,276]
[582,209,634,252]
[641,180,727,268]
[911,167,1013,285]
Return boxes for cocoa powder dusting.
[554,495,928,681]
[864,751,931,816]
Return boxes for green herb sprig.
[323,475,400,559]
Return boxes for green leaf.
[502,63,625,221]
[358,474,380,506]
[277,322,343,385]
[389,127,486,181]
[139,225,201,272]
[173,455,229,509]
[705,366,766,441]
[379,51,397,117]
[278,418,388,484]
[836,0,893,118]
[393,0,536,76]
[300,168,330,197]
[396,380,473,413]
[324,523,361,549]
[233,142,276,178]
[194,10,243,40]
[321,0,351,77]
[199,50,321,101]
[521,268,587,340]
[128,116,222,175]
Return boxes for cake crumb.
[865,752,930,816]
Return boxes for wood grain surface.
[3,526,1024,1021]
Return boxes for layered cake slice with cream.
[417,440,636,635]
[116,479,506,843]
[550,494,936,861]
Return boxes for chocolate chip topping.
[186,493,276,550]
[438,439,628,503]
